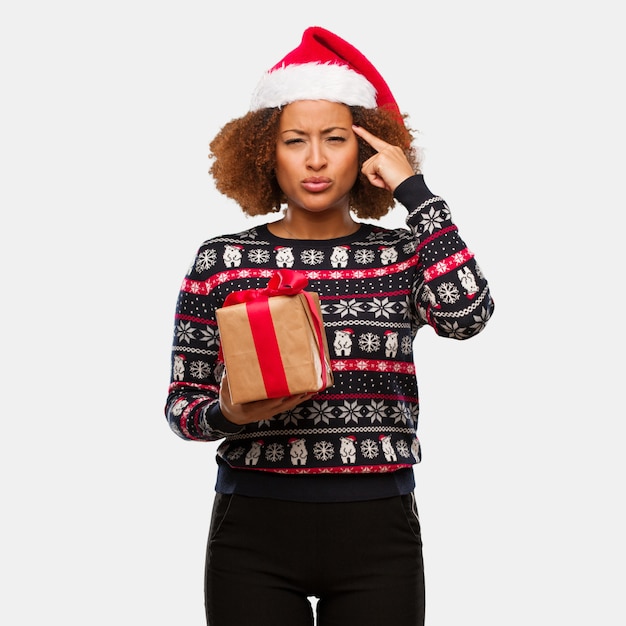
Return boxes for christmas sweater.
[165,175,494,481]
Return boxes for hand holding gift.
[216,269,334,413]
[218,371,315,426]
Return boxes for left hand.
[219,371,315,425]
[352,125,416,193]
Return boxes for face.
[275,100,360,214]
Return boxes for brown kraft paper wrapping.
[216,291,334,404]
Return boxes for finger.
[279,392,314,408]
[352,124,392,153]
[360,167,390,191]
[219,373,231,402]
[248,393,308,413]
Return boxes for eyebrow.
[280,126,350,136]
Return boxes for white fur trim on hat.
[250,62,378,111]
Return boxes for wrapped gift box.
[216,271,334,404]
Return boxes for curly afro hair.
[208,105,421,220]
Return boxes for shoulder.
[359,223,412,246]
[185,224,273,279]
[197,224,270,251]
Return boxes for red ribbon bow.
[219,269,329,400]
[222,269,310,307]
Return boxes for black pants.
[205,493,425,626]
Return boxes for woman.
[165,26,494,626]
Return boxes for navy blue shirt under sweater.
[165,175,494,502]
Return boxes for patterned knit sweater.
[165,175,494,498]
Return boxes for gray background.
[2,1,623,624]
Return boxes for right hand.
[219,372,315,425]
[352,124,416,192]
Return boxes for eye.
[327,135,346,143]
[284,138,304,145]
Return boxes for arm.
[164,246,318,441]
[352,124,494,339]
[395,175,494,339]
[164,246,244,442]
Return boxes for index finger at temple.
[352,125,390,153]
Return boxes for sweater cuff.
[203,402,245,435]
[393,174,435,210]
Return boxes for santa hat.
[250,26,402,121]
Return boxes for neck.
[272,210,359,240]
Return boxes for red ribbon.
[220,270,329,399]
[222,269,310,306]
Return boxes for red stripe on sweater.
[181,257,420,296]
[331,359,415,375]
[424,248,474,281]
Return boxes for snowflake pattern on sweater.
[165,175,494,475]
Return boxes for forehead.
[278,100,353,130]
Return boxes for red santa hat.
[249,26,402,121]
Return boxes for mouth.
[301,177,332,192]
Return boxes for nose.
[306,140,327,170]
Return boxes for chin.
[293,195,350,214]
